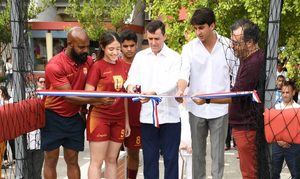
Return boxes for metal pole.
[264,0,283,108]
[10,0,28,178]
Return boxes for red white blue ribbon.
[37,90,261,127]
[36,90,261,103]
[151,97,162,128]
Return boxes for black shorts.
[41,109,85,152]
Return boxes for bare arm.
[61,84,115,105]
[124,98,130,137]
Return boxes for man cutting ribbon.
[124,20,182,179]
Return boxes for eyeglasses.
[39,81,45,83]
[231,40,245,46]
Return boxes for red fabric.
[127,169,138,179]
[124,126,142,149]
[86,59,127,120]
[123,61,141,126]
[87,113,125,143]
[45,51,93,117]
[0,98,45,142]
[264,108,300,144]
[229,50,264,127]
[233,129,257,179]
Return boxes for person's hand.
[175,90,184,103]
[179,142,188,150]
[277,141,291,148]
[192,97,205,105]
[187,147,192,154]
[140,91,157,104]
[127,85,136,94]
[94,97,115,105]
[125,122,131,137]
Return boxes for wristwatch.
[205,99,211,104]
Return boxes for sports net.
[1,0,299,179]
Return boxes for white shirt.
[124,44,181,124]
[277,70,287,78]
[5,62,13,74]
[275,101,300,110]
[180,33,237,119]
[27,92,43,150]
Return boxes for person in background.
[0,86,13,177]
[275,75,285,104]
[86,31,130,179]
[5,58,13,88]
[276,61,287,78]
[272,81,300,179]
[120,29,142,179]
[26,76,45,179]
[0,86,15,170]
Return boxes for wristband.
[205,99,210,104]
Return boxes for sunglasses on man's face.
[39,81,45,83]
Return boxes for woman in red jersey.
[85,31,130,179]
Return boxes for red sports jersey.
[45,51,93,117]
[86,59,128,121]
[123,61,141,127]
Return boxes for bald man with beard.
[42,27,114,179]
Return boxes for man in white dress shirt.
[177,8,235,179]
[124,20,182,179]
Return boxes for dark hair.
[277,61,284,66]
[0,86,11,100]
[146,20,165,35]
[230,19,260,43]
[98,31,121,59]
[190,8,215,26]
[282,80,296,91]
[276,75,285,80]
[120,29,137,43]
[6,57,11,63]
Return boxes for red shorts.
[87,116,125,143]
[124,126,142,149]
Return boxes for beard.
[70,48,88,65]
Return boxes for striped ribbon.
[37,90,261,127]
[151,97,162,128]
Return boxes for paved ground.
[1,106,293,179]
[1,138,292,179]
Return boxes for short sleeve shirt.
[86,59,128,120]
[123,60,141,126]
[45,51,93,117]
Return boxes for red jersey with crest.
[86,59,127,120]
[123,60,141,127]
[45,51,93,117]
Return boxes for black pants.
[25,149,44,179]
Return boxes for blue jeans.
[272,143,300,179]
[141,122,181,179]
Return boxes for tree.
[146,0,300,88]
[0,0,52,58]
[0,0,11,57]
[65,0,137,41]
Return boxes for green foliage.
[0,1,11,46]
[0,0,51,56]
[146,0,300,87]
[66,0,137,41]
[281,36,300,89]
[110,0,136,29]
